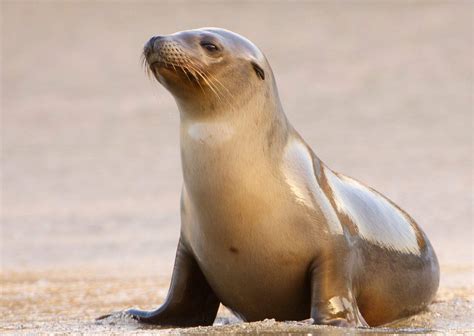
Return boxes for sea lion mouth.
[145,56,200,84]
[148,60,171,70]
[145,53,171,69]
[148,59,183,72]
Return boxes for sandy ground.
[1,1,473,334]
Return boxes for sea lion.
[112,28,440,327]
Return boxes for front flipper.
[309,253,368,328]
[127,238,220,326]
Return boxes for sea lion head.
[143,28,277,113]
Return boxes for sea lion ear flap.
[251,61,265,80]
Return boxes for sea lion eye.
[201,42,219,52]
[251,61,265,80]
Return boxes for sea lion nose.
[144,35,163,55]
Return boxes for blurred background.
[1,1,472,333]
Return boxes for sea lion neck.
[179,96,293,153]
[176,90,290,154]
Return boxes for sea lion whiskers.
[176,57,221,96]
[180,63,200,83]
[203,70,235,100]
[183,63,207,95]
[196,71,223,102]
[185,62,224,102]
[185,57,234,100]
[171,62,178,75]
[141,53,154,79]
[184,59,235,107]
[199,70,235,108]
[180,64,194,85]
[202,70,238,110]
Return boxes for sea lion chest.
[179,122,318,320]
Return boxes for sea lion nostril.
[144,35,164,54]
